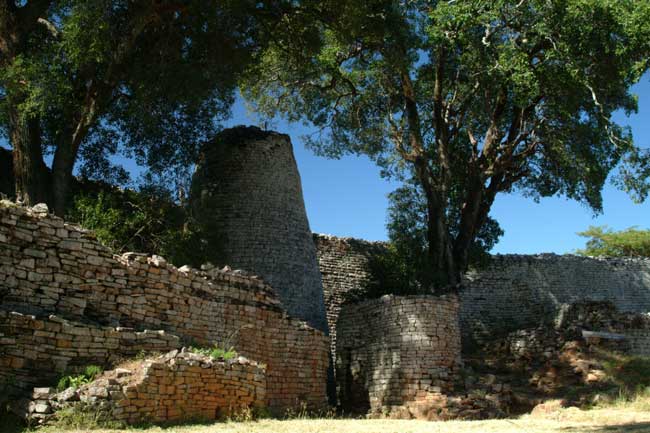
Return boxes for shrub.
[56,365,103,392]
[603,355,650,392]
[66,187,216,268]
[50,402,123,430]
[189,345,237,361]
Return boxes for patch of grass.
[134,350,162,361]
[49,403,124,430]
[31,409,650,433]
[189,345,237,361]
[56,365,103,392]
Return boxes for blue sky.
[226,79,650,254]
[2,80,648,255]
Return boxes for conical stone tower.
[191,126,328,333]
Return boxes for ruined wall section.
[191,126,327,333]
[461,254,650,342]
[0,311,181,394]
[0,202,328,413]
[336,295,461,415]
[23,351,266,425]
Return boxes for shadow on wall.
[335,295,461,416]
[460,254,650,345]
[338,349,370,414]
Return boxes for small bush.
[189,345,237,361]
[56,365,103,392]
[66,187,223,269]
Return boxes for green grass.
[2,397,647,433]
[188,345,237,361]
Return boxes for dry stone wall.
[191,126,327,333]
[0,311,180,396]
[313,235,650,345]
[336,295,461,415]
[22,350,266,425]
[0,202,328,413]
[312,234,385,365]
[461,254,650,342]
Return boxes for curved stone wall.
[191,126,327,333]
[313,234,385,364]
[336,295,461,415]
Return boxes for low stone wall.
[22,350,266,425]
[626,330,650,356]
[0,311,180,396]
[336,295,461,415]
[0,202,328,413]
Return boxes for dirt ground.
[24,405,650,433]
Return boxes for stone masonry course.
[0,201,328,414]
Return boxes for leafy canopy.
[1,0,275,187]
[244,0,650,286]
[246,0,649,208]
[577,226,650,258]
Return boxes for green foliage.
[66,186,212,268]
[1,1,284,210]
[189,345,237,361]
[385,181,503,289]
[577,226,650,258]
[244,0,650,288]
[56,365,103,392]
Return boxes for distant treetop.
[577,226,650,258]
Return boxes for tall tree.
[244,0,650,292]
[0,0,283,214]
[0,0,51,205]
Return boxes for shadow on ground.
[562,422,650,432]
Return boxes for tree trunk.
[424,199,460,292]
[414,161,459,293]
[51,140,77,216]
[8,107,49,206]
[453,175,485,273]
